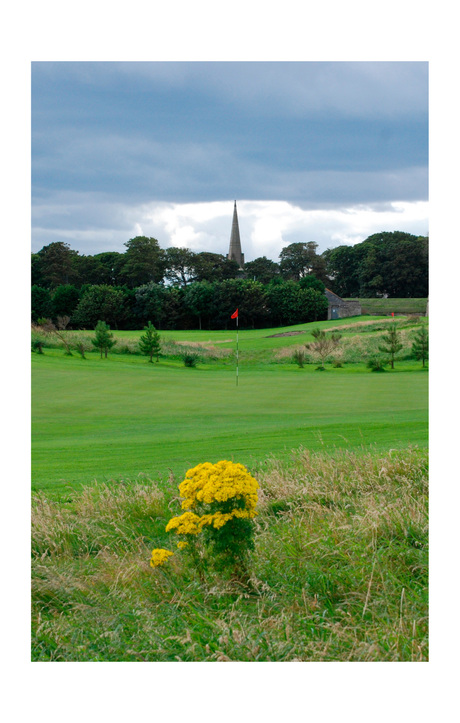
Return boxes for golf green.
[32,353,428,493]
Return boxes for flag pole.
[231,308,239,386]
[236,313,239,387]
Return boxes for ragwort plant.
[161,461,259,579]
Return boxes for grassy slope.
[347,298,427,314]
[32,349,428,494]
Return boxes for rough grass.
[275,319,426,364]
[32,447,428,662]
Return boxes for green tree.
[72,285,128,329]
[266,281,327,327]
[164,247,197,287]
[279,242,327,282]
[138,321,161,362]
[91,321,116,358]
[358,232,428,298]
[211,279,268,329]
[302,287,329,321]
[37,242,79,288]
[244,256,280,284]
[31,253,44,286]
[134,282,167,328]
[378,324,403,369]
[411,324,429,367]
[298,274,326,294]
[306,328,342,369]
[120,236,165,288]
[52,285,80,319]
[31,285,53,322]
[183,281,215,329]
[192,252,240,283]
[322,245,362,297]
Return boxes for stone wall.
[325,289,361,320]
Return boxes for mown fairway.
[32,350,428,494]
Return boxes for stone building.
[227,201,244,268]
[325,288,361,320]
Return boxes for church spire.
[227,201,244,268]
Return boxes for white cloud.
[32,198,428,261]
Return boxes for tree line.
[31,231,428,330]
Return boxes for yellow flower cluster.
[165,510,202,535]
[166,461,259,538]
[150,548,174,568]
[179,460,259,512]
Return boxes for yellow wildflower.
[150,548,173,568]
[165,510,201,535]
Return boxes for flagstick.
[236,314,239,387]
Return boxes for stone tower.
[227,200,244,268]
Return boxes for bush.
[165,461,259,578]
[182,352,200,367]
[367,357,387,372]
[292,349,306,368]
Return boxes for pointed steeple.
[227,200,244,268]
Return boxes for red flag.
[231,309,238,319]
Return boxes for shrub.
[164,461,259,578]
[292,349,306,368]
[182,352,200,367]
[367,357,387,372]
[31,338,44,354]
[306,328,342,369]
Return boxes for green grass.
[31,447,428,662]
[347,298,427,315]
[31,317,429,662]
[32,349,427,494]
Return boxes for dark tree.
[266,281,327,327]
[31,254,44,286]
[322,245,362,297]
[37,242,79,288]
[31,285,53,322]
[134,282,167,329]
[92,252,126,286]
[164,247,197,287]
[183,281,215,329]
[192,252,240,283]
[211,279,268,329]
[120,236,166,288]
[72,285,128,329]
[358,232,428,298]
[52,285,80,319]
[298,274,326,294]
[279,242,326,282]
[244,256,280,284]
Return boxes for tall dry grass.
[32,448,428,662]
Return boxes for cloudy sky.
[32,61,428,262]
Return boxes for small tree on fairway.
[378,323,403,369]
[139,321,161,362]
[92,320,115,358]
[305,328,342,369]
[412,324,429,367]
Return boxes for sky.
[31,61,429,262]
